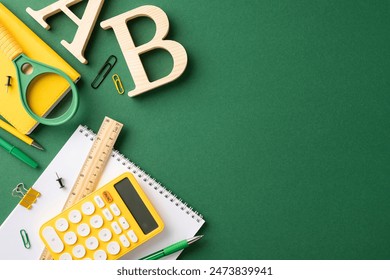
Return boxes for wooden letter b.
[101,5,188,97]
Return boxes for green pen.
[140,235,203,260]
[0,136,38,168]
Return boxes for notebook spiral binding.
[79,126,204,223]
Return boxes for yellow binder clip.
[12,183,41,210]
[112,74,124,94]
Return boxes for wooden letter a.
[26,0,105,64]
[101,5,188,97]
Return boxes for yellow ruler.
[40,116,123,260]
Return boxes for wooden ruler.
[40,116,123,260]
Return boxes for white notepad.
[0,125,205,260]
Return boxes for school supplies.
[40,116,123,260]
[65,117,123,210]
[0,3,80,134]
[0,22,79,126]
[5,76,11,93]
[55,173,66,189]
[112,74,124,94]
[140,235,203,260]
[11,183,41,210]
[0,119,44,150]
[91,55,117,89]
[20,229,31,249]
[0,136,38,168]
[40,172,164,260]
[0,125,205,259]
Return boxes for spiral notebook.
[0,125,205,260]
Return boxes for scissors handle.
[0,22,22,61]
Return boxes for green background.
[1,0,389,260]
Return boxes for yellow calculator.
[39,172,164,260]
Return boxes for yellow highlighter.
[39,172,164,260]
[0,119,43,150]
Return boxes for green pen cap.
[10,146,38,168]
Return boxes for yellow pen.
[0,119,44,150]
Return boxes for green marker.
[140,235,203,260]
[0,136,38,168]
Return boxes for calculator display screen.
[114,178,158,235]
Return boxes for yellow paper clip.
[12,183,41,210]
[112,74,124,94]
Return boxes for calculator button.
[94,196,105,208]
[77,223,91,237]
[41,226,64,253]
[110,203,121,216]
[59,253,72,260]
[118,217,130,230]
[102,191,113,203]
[111,222,122,234]
[72,245,86,259]
[85,237,99,250]
[98,228,112,242]
[119,235,130,248]
[68,210,82,223]
[127,230,138,243]
[94,250,107,260]
[102,208,113,221]
[64,231,77,245]
[55,218,69,232]
[90,215,104,229]
[107,241,120,255]
[81,202,95,215]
